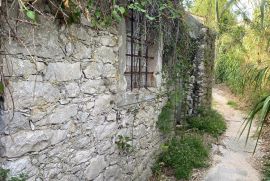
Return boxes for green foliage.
[0,81,4,94]
[115,135,132,153]
[227,100,238,109]
[87,0,126,28]
[263,157,270,181]
[0,168,9,181]
[157,100,174,133]
[187,108,227,137]
[0,168,27,181]
[26,10,37,22]
[13,0,187,28]
[240,95,270,153]
[215,51,246,94]
[9,174,27,181]
[191,0,236,31]
[153,135,209,179]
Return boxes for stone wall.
[185,14,216,115]
[0,14,215,181]
[0,16,165,181]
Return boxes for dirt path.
[203,87,262,181]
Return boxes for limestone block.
[94,46,116,63]
[103,78,118,93]
[94,173,104,181]
[37,104,78,126]
[96,140,114,155]
[77,111,90,123]
[84,155,107,180]
[1,112,28,133]
[94,122,117,140]
[65,42,74,57]
[26,75,43,81]
[3,57,37,77]
[83,62,103,79]
[4,25,62,59]
[73,42,92,60]
[92,95,114,115]
[65,82,80,97]
[36,62,46,72]
[103,64,116,78]
[1,129,67,157]
[45,62,81,81]
[81,79,105,94]
[107,112,117,121]
[86,101,95,110]
[11,81,60,109]
[59,175,80,181]
[99,36,117,47]
[104,165,121,180]
[71,150,92,164]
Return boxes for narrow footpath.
[203,87,262,181]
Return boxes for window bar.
[144,16,148,88]
[138,13,142,89]
[130,9,134,90]
[138,49,142,89]
[145,45,149,88]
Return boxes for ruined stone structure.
[0,13,215,181]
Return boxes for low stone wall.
[0,17,165,180]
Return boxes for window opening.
[125,3,155,90]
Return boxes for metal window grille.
[125,6,154,91]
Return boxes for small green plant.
[0,168,27,181]
[115,135,132,153]
[153,134,209,179]
[263,157,270,181]
[0,168,9,181]
[240,94,270,153]
[9,174,27,181]
[157,100,174,133]
[187,108,227,137]
[227,100,238,109]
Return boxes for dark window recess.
[125,7,155,90]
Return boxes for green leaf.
[146,14,155,21]
[118,7,126,15]
[95,10,101,18]
[112,10,121,22]
[26,10,36,21]
[0,82,4,94]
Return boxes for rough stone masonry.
[0,14,215,181]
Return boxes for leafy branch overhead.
[5,0,185,27]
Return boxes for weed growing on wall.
[115,135,133,153]
[0,168,27,181]
[157,100,174,133]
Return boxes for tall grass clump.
[153,134,209,180]
[187,108,227,137]
[215,51,246,94]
